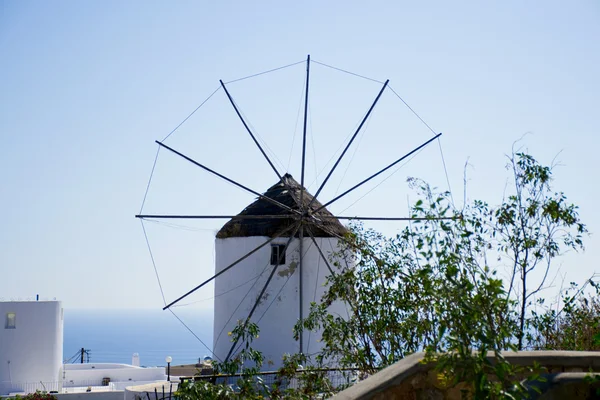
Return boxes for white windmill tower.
[211,173,352,367]
[137,55,450,370]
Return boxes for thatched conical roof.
[216,174,347,238]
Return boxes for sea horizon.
[63,308,214,367]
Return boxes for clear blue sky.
[1,0,598,311]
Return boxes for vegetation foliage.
[177,149,595,399]
[8,392,57,400]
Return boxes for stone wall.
[333,351,600,399]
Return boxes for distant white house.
[0,300,170,397]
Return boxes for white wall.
[55,391,123,400]
[213,236,350,370]
[63,364,167,387]
[0,301,63,395]
[124,381,177,400]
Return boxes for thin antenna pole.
[313,133,442,213]
[220,80,283,182]
[156,140,298,215]
[308,79,389,208]
[300,55,310,210]
[225,224,301,362]
[162,224,297,310]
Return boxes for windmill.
[136,55,452,369]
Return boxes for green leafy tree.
[297,150,587,398]
[297,179,526,397]
[527,278,600,351]
[495,150,587,349]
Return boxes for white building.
[0,301,64,395]
[62,363,167,391]
[213,174,351,369]
[0,300,170,397]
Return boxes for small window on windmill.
[5,312,16,329]
[270,244,286,265]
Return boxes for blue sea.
[63,308,213,367]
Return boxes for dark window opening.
[270,244,286,265]
[5,312,15,329]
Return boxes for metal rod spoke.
[300,55,310,212]
[156,140,298,215]
[306,229,336,277]
[316,224,410,279]
[162,223,297,310]
[136,214,458,221]
[136,214,297,220]
[298,224,304,353]
[313,133,442,213]
[220,80,283,182]
[308,79,389,208]
[225,223,301,362]
[325,216,458,221]
[305,228,355,321]
[219,81,305,210]
[297,54,310,356]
